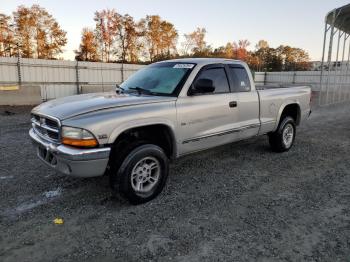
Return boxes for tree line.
[0,5,311,71]
[0,5,67,59]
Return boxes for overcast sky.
[2,0,349,61]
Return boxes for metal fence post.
[332,29,342,103]
[75,60,80,94]
[292,72,296,84]
[325,10,337,105]
[339,32,347,102]
[264,71,267,85]
[121,62,124,83]
[17,55,22,85]
[345,35,350,101]
[319,22,329,106]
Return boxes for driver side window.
[195,68,230,94]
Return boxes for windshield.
[120,62,196,96]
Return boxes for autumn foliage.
[0,5,311,71]
[0,5,66,59]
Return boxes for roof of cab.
[155,58,244,66]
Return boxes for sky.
[1,0,349,61]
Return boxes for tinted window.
[229,67,251,92]
[195,68,230,94]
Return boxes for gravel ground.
[0,101,350,262]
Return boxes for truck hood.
[32,92,176,120]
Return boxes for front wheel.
[110,144,169,204]
[268,116,296,152]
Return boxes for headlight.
[61,126,98,147]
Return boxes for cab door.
[226,65,260,140]
[176,64,240,155]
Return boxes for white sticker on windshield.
[173,64,194,69]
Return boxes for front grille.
[31,114,60,142]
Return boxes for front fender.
[108,118,178,157]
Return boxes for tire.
[268,116,296,152]
[109,143,169,204]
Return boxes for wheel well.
[280,104,301,125]
[112,124,175,159]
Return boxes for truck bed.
[256,85,311,135]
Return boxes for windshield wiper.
[128,87,154,95]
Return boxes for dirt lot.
[0,102,349,262]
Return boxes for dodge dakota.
[30,58,311,204]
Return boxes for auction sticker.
[173,64,194,69]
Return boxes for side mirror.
[190,78,215,95]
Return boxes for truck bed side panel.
[258,86,311,135]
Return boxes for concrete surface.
[0,85,42,106]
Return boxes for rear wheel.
[109,143,169,204]
[268,116,296,152]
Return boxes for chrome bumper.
[29,128,111,177]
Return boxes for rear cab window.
[228,66,251,92]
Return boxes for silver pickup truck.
[30,58,311,204]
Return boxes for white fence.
[255,71,325,90]
[1,56,349,105]
[0,57,144,101]
[255,71,350,105]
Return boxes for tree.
[115,14,143,63]
[140,15,178,61]
[94,9,119,62]
[93,11,145,63]
[264,48,283,71]
[13,5,67,59]
[183,27,207,55]
[0,13,15,57]
[233,39,250,61]
[48,20,67,58]
[246,52,260,71]
[223,42,235,58]
[75,28,99,61]
[181,27,214,57]
[256,39,269,50]
[212,42,235,58]
[13,6,33,58]
[253,40,270,71]
[159,21,178,57]
[276,45,311,71]
[292,48,311,71]
[124,15,142,62]
[140,15,161,61]
[92,10,151,63]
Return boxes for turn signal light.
[62,137,98,147]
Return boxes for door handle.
[229,101,237,108]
